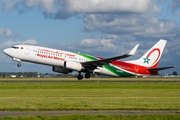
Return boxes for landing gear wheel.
[17,63,21,67]
[77,75,83,80]
[85,73,90,79]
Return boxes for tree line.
[0,72,38,78]
[0,72,77,78]
[0,71,178,78]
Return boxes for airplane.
[3,39,175,80]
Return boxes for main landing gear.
[77,72,91,80]
[85,72,90,79]
[77,72,83,80]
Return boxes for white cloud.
[54,0,156,19]
[168,0,180,13]
[64,0,155,14]
[2,0,55,13]
[51,35,140,57]
[100,39,117,51]
[80,39,101,47]
[80,35,121,53]
[167,39,180,51]
[158,0,168,2]
[22,39,37,44]
[175,12,180,16]
[164,48,168,54]
[79,38,117,52]
[0,28,14,37]
[2,0,156,19]
[83,13,180,38]
[25,0,55,14]
[152,5,163,14]
[2,0,22,11]
[0,39,38,48]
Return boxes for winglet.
[128,44,139,55]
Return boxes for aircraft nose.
[3,48,10,55]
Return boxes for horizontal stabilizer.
[147,66,175,71]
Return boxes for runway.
[0,111,179,117]
[0,80,180,82]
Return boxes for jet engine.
[52,66,72,74]
[64,61,84,71]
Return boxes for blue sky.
[0,0,180,75]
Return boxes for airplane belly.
[96,65,136,77]
[97,67,118,77]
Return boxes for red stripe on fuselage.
[111,61,158,75]
[95,56,158,75]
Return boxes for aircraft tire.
[85,73,90,79]
[17,63,21,67]
[77,75,83,80]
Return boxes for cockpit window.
[11,46,19,49]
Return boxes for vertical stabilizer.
[126,39,167,68]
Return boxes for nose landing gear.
[17,63,21,67]
[12,58,21,67]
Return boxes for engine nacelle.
[52,66,72,74]
[64,61,84,71]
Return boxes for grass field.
[1,114,180,120]
[0,77,180,81]
[0,78,180,111]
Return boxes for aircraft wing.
[81,44,139,68]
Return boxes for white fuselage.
[3,40,172,80]
[4,45,117,76]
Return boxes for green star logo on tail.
[143,56,151,64]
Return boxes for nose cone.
[3,48,10,55]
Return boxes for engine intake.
[64,61,84,71]
[52,66,72,74]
